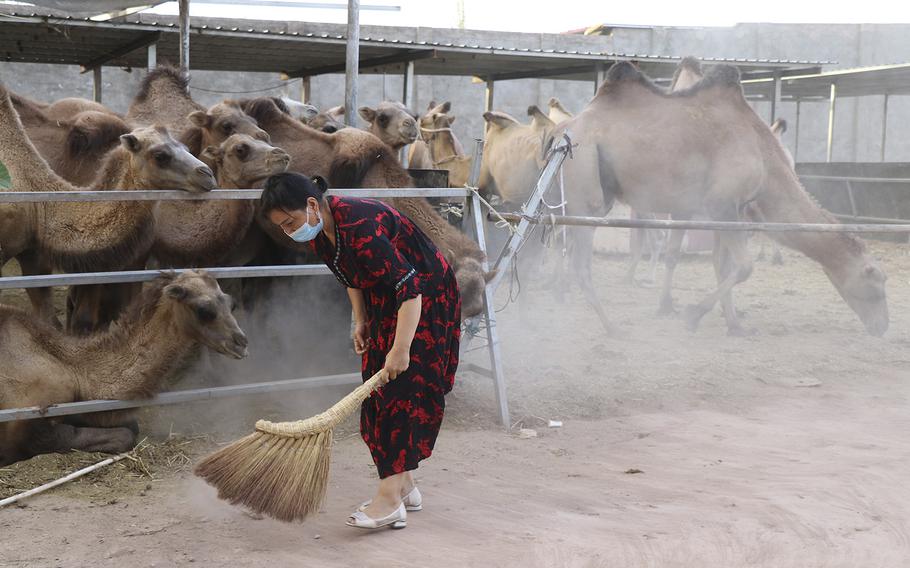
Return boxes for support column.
[92,67,102,103]
[402,60,415,109]
[881,94,890,162]
[344,0,360,127]
[178,0,190,71]
[147,42,157,71]
[594,62,606,95]
[301,76,311,104]
[794,100,801,162]
[826,83,837,163]
[484,79,495,112]
[770,72,782,122]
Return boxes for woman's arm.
[384,294,422,379]
[347,288,369,354]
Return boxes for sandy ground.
[2,235,910,567]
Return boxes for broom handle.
[254,369,390,438]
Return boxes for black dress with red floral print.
[313,196,461,478]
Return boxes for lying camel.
[553,61,888,336]
[306,105,346,133]
[0,80,216,329]
[0,270,248,466]
[241,96,492,318]
[359,101,419,153]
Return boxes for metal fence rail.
[496,213,910,233]
[0,187,472,203]
[0,373,363,423]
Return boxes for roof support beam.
[79,31,161,73]
[178,0,190,71]
[285,48,436,79]
[483,62,611,82]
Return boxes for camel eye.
[153,151,171,166]
[377,114,390,127]
[235,144,249,160]
[221,122,234,134]
[196,305,217,323]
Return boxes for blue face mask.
[288,207,323,243]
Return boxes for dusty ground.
[2,236,910,567]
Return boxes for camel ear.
[426,100,437,112]
[440,101,451,113]
[120,133,141,153]
[165,283,191,302]
[358,106,376,123]
[200,145,223,166]
[188,111,211,128]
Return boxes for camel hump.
[527,105,546,119]
[678,56,703,73]
[703,64,741,88]
[605,61,642,84]
[66,111,131,159]
[240,97,285,125]
[771,118,788,136]
[135,65,189,103]
[482,111,519,129]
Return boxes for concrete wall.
[2,21,909,163]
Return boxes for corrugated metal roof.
[743,63,910,100]
[0,8,830,80]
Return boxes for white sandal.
[346,503,407,530]
[358,487,423,513]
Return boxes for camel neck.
[429,130,462,163]
[76,301,196,400]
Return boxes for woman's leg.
[362,472,409,518]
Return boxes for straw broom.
[194,369,389,523]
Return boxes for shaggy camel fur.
[0,271,248,466]
[553,61,888,336]
[0,80,215,328]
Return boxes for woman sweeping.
[260,173,461,530]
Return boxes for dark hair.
[259,172,329,214]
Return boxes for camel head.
[824,251,889,337]
[120,125,216,192]
[420,101,454,136]
[307,105,346,133]
[162,270,249,359]
[188,100,270,149]
[359,101,418,150]
[278,96,319,122]
[64,110,131,162]
[201,133,290,188]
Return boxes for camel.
[0,80,216,329]
[66,67,274,333]
[66,134,291,334]
[306,105,346,133]
[481,106,556,206]
[552,61,888,336]
[547,97,574,124]
[279,96,318,122]
[240,96,492,318]
[359,101,418,153]
[408,101,461,170]
[0,270,248,466]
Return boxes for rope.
[466,185,517,235]
[189,81,297,95]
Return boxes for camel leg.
[683,228,753,334]
[657,228,686,315]
[771,240,785,265]
[571,226,617,335]
[625,221,645,286]
[28,420,137,456]
[713,233,755,336]
[17,252,61,329]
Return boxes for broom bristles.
[194,430,333,522]
[194,369,389,523]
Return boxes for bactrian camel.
[552,61,888,336]
[359,101,419,153]
[0,270,248,466]
[0,80,216,330]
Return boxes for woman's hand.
[383,345,411,380]
[352,321,369,355]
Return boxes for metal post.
[594,62,606,95]
[178,0,190,71]
[881,94,889,162]
[484,79,495,112]
[461,140,510,426]
[770,72,782,122]
[301,76,311,104]
[147,42,157,71]
[826,83,837,163]
[402,60,415,109]
[344,0,360,127]
[845,180,859,218]
[92,66,102,103]
[794,100,801,162]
